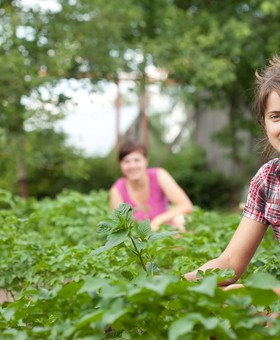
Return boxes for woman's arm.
[151,168,193,228]
[184,217,269,285]
[109,186,124,211]
[273,288,280,296]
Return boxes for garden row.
[0,189,279,339]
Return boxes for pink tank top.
[112,168,168,221]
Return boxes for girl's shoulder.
[270,158,280,173]
[112,176,125,189]
[147,167,160,174]
[147,167,168,181]
[147,167,167,175]
[257,158,280,177]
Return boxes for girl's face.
[265,91,280,153]
[120,151,148,180]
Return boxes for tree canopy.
[0,0,280,197]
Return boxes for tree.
[152,0,280,173]
[56,0,181,148]
[0,1,78,196]
[2,0,280,198]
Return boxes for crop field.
[0,189,279,339]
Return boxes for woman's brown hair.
[255,56,280,159]
[118,141,147,162]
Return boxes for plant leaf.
[168,313,219,340]
[189,275,217,297]
[135,219,152,239]
[146,261,159,276]
[112,203,133,227]
[148,231,178,241]
[96,220,114,234]
[78,277,109,293]
[92,230,129,255]
[245,272,280,289]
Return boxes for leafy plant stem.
[129,235,148,274]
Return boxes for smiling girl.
[184,56,280,295]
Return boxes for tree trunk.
[115,79,122,151]
[17,134,28,198]
[140,82,148,148]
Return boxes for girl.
[184,56,280,296]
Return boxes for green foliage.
[83,157,119,191]
[0,129,93,197]
[26,129,93,197]
[2,0,280,198]
[0,190,279,338]
[161,145,239,209]
[93,203,177,274]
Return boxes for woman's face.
[120,151,148,181]
[265,91,280,153]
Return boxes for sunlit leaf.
[189,275,217,297]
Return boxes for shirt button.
[273,218,278,223]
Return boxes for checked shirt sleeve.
[243,164,270,225]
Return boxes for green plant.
[93,203,177,276]
[0,191,279,339]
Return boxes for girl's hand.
[150,218,161,231]
[184,271,198,281]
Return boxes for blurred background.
[1,0,279,210]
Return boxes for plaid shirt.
[243,158,280,242]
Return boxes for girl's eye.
[267,112,280,120]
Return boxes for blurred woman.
[110,141,193,232]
